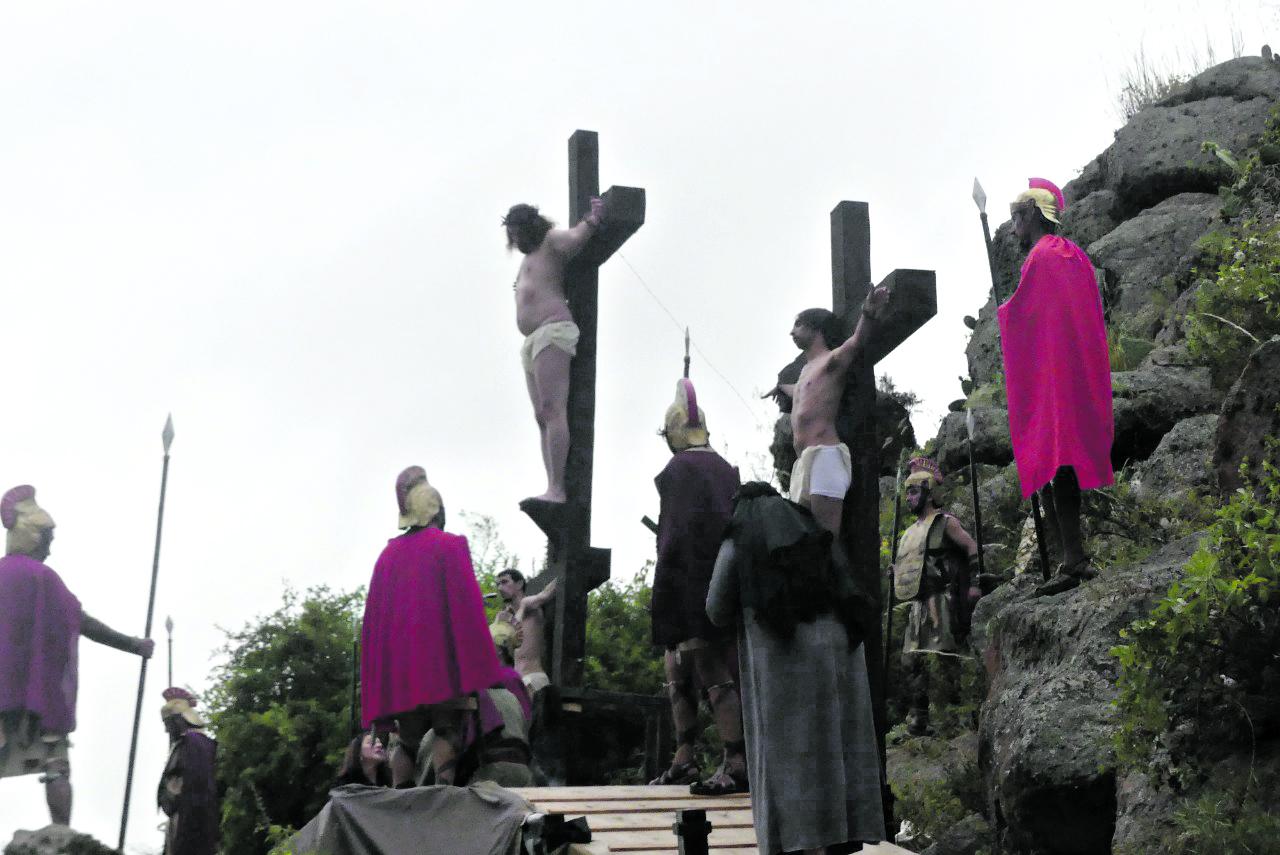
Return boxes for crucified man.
[766,286,889,536]
[503,198,604,510]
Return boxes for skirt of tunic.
[737,611,884,854]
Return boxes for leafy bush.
[1111,436,1280,777]
[1167,791,1280,855]
[1187,223,1280,386]
[207,585,364,855]
[582,564,664,697]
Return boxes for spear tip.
[965,407,977,440]
[162,414,175,453]
[165,615,173,634]
[972,177,987,214]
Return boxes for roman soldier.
[157,687,218,855]
[891,458,980,735]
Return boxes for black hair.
[335,733,392,788]
[497,567,527,592]
[794,307,846,349]
[503,204,554,254]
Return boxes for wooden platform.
[510,786,915,855]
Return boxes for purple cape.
[361,528,504,728]
[651,448,740,647]
[0,554,82,734]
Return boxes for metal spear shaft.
[965,410,988,579]
[882,462,905,678]
[971,179,1052,579]
[350,613,359,737]
[119,415,175,852]
[683,327,691,379]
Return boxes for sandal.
[689,763,749,796]
[649,760,700,786]
[1034,558,1097,597]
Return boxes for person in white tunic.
[706,482,884,854]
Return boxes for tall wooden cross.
[829,201,935,780]
[522,130,646,688]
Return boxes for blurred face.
[496,574,520,602]
[360,734,386,763]
[790,321,817,350]
[1011,201,1038,248]
[905,484,927,514]
[32,528,54,562]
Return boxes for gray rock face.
[1080,58,1280,214]
[1087,193,1221,338]
[1060,189,1120,249]
[4,826,117,855]
[970,535,1201,855]
[1214,337,1280,493]
[1130,413,1217,501]
[934,407,1013,475]
[1111,361,1218,465]
[920,813,991,855]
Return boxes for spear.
[165,615,174,687]
[964,410,987,580]
[971,179,1052,580]
[350,613,360,737]
[119,414,175,852]
[882,461,905,678]
[683,327,691,379]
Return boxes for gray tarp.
[288,782,532,855]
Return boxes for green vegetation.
[207,585,364,855]
[1166,791,1280,855]
[1112,436,1280,778]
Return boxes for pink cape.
[998,235,1115,498]
[0,555,82,734]
[361,528,504,728]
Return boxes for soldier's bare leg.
[44,759,71,825]
[527,347,572,503]
[693,645,745,782]
[651,650,700,784]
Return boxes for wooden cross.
[522,130,646,688]
[829,201,935,777]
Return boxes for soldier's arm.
[81,613,154,658]
[828,286,889,372]
[546,197,604,259]
[944,516,979,560]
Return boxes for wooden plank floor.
[510,786,915,855]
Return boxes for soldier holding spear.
[971,178,1114,595]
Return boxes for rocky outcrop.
[971,535,1201,855]
[1214,336,1280,493]
[1087,193,1221,338]
[1067,58,1280,215]
[933,407,1013,475]
[4,826,117,855]
[1111,360,1217,465]
[1130,413,1217,501]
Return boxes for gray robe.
[707,539,884,854]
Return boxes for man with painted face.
[648,379,746,796]
[361,467,504,787]
[156,687,218,855]
[0,485,154,826]
[1002,178,1114,596]
[890,458,980,736]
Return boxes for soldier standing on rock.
[889,458,980,736]
[1001,178,1115,596]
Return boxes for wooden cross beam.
[828,200,935,793]
[523,130,646,689]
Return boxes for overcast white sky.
[1,2,1273,850]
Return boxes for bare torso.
[500,599,548,677]
[790,351,846,452]
[513,235,575,335]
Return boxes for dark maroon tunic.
[0,555,82,735]
[651,448,740,647]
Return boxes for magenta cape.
[361,528,504,728]
[0,555,82,734]
[998,235,1115,498]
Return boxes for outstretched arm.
[546,197,604,260]
[82,612,154,658]
[829,285,890,371]
[521,577,560,611]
